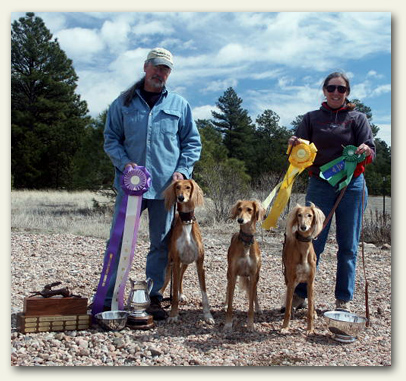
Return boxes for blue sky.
[11,11,391,145]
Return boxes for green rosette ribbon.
[319,145,366,191]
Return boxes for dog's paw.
[167,315,179,324]
[280,327,289,334]
[306,329,315,336]
[179,293,188,303]
[223,322,233,332]
[247,323,255,332]
[203,313,215,324]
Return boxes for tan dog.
[281,203,325,334]
[161,179,214,324]
[224,200,265,332]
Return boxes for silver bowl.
[95,310,129,331]
[324,310,367,343]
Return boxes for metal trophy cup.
[126,278,154,329]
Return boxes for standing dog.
[224,200,265,332]
[281,203,325,334]
[161,179,214,324]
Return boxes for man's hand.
[172,172,185,181]
[125,162,138,170]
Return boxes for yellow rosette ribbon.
[262,139,317,230]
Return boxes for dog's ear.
[311,204,325,236]
[190,179,204,207]
[254,200,266,221]
[229,200,241,220]
[163,181,178,210]
[285,204,301,238]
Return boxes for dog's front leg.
[196,257,214,324]
[224,272,236,332]
[168,258,181,323]
[306,274,316,335]
[179,264,188,302]
[281,282,295,333]
[247,275,257,331]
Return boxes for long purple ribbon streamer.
[92,166,151,317]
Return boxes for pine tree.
[253,109,291,177]
[11,12,89,189]
[211,87,256,170]
[72,110,114,190]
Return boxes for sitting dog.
[281,203,325,334]
[224,200,265,332]
[161,179,214,324]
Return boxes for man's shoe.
[146,296,168,321]
[280,293,307,313]
[335,299,351,312]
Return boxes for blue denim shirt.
[104,87,201,199]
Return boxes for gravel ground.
[10,227,391,367]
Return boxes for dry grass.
[10,190,391,244]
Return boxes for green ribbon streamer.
[320,145,366,190]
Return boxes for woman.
[288,71,375,312]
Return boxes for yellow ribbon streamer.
[262,139,317,230]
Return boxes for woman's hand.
[355,144,372,157]
[288,136,300,146]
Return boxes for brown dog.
[281,203,325,334]
[224,200,265,332]
[161,179,214,324]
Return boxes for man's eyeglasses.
[325,85,347,94]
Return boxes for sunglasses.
[325,85,347,94]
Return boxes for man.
[102,48,202,320]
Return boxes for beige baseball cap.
[146,47,174,69]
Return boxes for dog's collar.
[295,231,313,242]
[238,231,255,246]
[178,210,196,224]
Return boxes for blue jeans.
[102,191,173,307]
[294,174,368,302]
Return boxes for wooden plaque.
[23,296,88,316]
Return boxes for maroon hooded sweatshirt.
[295,102,376,177]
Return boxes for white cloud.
[202,78,239,93]
[55,27,104,63]
[101,19,131,54]
[367,70,383,79]
[371,84,391,97]
[132,21,175,36]
[376,124,391,145]
[192,105,219,120]
[75,70,123,115]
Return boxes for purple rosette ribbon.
[120,166,152,196]
[92,166,151,317]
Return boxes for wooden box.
[17,313,91,333]
[23,296,88,316]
